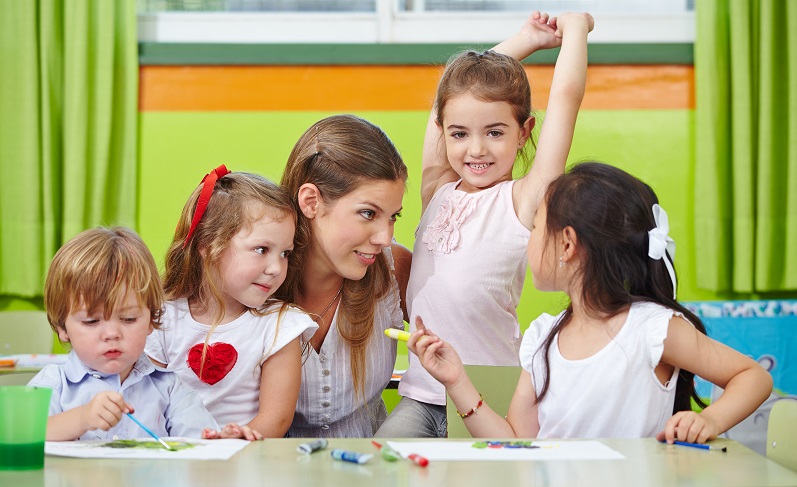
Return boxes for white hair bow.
[648,204,677,299]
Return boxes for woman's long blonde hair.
[278,115,407,398]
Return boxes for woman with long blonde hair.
[277,114,410,437]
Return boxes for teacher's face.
[309,179,405,281]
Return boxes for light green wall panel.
[140,109,731,331]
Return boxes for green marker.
[372,440,400,461]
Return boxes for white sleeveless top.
[520,301,680,438]
[401,180,529,405]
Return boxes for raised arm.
[657,316,773,443]
[420,11,566,212]
[513,12,593,228]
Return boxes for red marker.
[372,441,429,467]
[406,453,429,467]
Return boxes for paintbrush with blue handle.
[126,413,173,451]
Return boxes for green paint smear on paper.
[101,439,196,451]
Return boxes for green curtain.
[0,1,138,297]
[695,0,797,292]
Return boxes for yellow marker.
[384,329,411,342]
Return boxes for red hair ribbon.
[183,164,231,249]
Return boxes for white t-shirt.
[520,301,680,438]
[145,299,317,426]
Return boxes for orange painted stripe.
[140,65,693,112]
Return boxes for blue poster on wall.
[685,300,797,398]
[684,300,797,454]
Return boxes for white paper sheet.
[386,440,625,462]
[45,438,249,460]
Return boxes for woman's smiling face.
[307,179,405,281]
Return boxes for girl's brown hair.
[164,171,294,322]
[44,227,164,336]
[164,172,296,379]
[277,114,408,398]
[435,50,534,173]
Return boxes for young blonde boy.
[28,227,260,441]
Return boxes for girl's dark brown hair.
[534,162,708,413]
[277,114,407,398]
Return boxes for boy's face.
[58,292,152,383]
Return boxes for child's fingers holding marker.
[408,316,438,353]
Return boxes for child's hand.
[81,391,131,432]
[516,11,562,51]
[657,411,720,444]
[202,423,263,441]
[409,316,465,388]
[553,12,595,38]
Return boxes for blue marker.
[331,448,373,464]
[663,440,727,452]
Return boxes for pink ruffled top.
[421,187,479,254]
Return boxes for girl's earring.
[559,257,565,268]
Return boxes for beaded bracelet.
[457,393,484,419]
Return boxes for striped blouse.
[287,248,404,438]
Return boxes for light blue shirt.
[28,351,219,440]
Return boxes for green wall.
[138,108,731,331]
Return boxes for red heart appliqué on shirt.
[187,342,238,385]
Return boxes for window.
[138,0,694,44]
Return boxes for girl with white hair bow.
[409,162,772,444]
